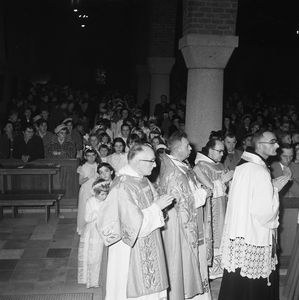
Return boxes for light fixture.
[74,9,78,12]
[81,24,85,28]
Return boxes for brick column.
[147,0,177,115]
[135,64,151,106]
[148,57,175,115]
[181,0,238,151]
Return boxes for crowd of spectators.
[1,81,299,170]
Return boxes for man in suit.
[223,133,243,170]
[154,95,170,126]
[270,143,299,197]
[236,113,252,143]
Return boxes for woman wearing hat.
[46,124,76,159]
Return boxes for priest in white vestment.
[97,144,173,300]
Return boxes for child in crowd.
[78,178,110,288]
[107,137,127,174]
[77,148,99,235]
[97,162,115,185]
[98,144,110,162]
[98,132,112,150]
[88,133,101,160]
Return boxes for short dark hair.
[97,162,115,179]
[251,129,267,149]
[167,131,187,152]
[280,143,294,150]
[113,137,126,151]
[224,132,236,140]
[121,123,131,131]
[37,119,48,127]
[205,139,222,153]
[127,133,141,147]
[23,123,35,132]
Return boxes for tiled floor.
[0,210,289,300]
[0,210,102,298]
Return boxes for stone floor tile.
[0,249,24,259]
[3,281,35,295]
[16,258,45,269]
[0,240,6,249]
[22,248,48,259]
[0,282,8,294]
[0,219,19,226]
[34,280,65,294]
[0,270,13,282]
[53,232,76,239]
[68,257,78,269]
[55,224,77,231]
[58,218,77,224]
[30,232,54,240]
[16,218,40,226]
[92,286,104,298]
[0,259,19,270]
[33,224,56,233]
[2,240,28,249]
[38,268,67,282]
[8,232,32,240]
[10,269,41,281]
[12,225,36,233]
[0,227,13,233]
[0,233,11,240]
[212,289,219,300]
[27,240,52,248]
[43,258,70,269]
[210,278,222,290]
[39,218,59,226]
[66,268,77,281]
[46,248,72,258]
[72,239,80,248]
[70,248,78,258]
[50,239,74,248]
[63,281,91,293]
[60,212,77,218]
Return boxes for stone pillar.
[180,34,238,151]
[147,57,175,115]
[135,64,151,106]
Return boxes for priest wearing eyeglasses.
[219,131,290,300]
[96,144,173,300]
[193,139,234,280]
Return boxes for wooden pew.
[0,159,80,209]
[0,195,57,224]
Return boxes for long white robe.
[98,164,168,300]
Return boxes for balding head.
[128,144,156,176]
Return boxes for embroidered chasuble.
[194,152,228,279]
[157,154,211,300]
[97,165,168,299]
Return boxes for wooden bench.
[0,190,66,224]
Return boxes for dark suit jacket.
[270,161,299,197]
[223,149,243,170]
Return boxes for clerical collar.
[167,154,188,168]
[238,147,270,169]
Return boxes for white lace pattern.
[221,235,277,279]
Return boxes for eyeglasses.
[258,139,278,145]
[139,159,156,164]
[212,148,225,154]
[25,130,34,134]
